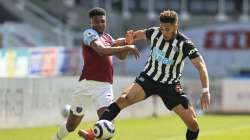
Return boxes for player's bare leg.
[173,104,199,140]
[100,82,146,121]
[53,111,83,140]
[117,82,146,108]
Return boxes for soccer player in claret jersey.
[81,10,211,140]
[52,7,140,140]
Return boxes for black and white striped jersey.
[142,27,200,84]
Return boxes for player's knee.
[71,106,84,116]
[124,92,136,105]
[188,119,199,132]
[116,92,131,108]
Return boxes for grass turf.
[0,114,250,140]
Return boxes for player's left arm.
[184,40,211,110]
[191,56,211,110]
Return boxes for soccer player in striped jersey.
[82,10,210,140]
[53,7,140,140]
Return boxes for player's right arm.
[83,29,140,59]
[125,27,155,45]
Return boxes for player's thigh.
[172,104,199,131]
[71,80,110,116]
[118,82,146,107]
[67,83,90,130]
[71,80,98,116]
[71,93,92,116]
[92,84,114,117]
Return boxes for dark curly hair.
[88,7,106,18]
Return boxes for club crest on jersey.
[175,83,183,93]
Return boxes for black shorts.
[135,72,190,110]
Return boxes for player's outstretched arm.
[191,56,211,110]
[126,30,147,45]
[89,39,140,59]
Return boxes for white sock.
[53,121,70,140]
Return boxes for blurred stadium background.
[0,0,250,139]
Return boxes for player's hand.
[126,30,134,45]
[200,91,211,110]
[124,45,140,59]
[114,38,127,46]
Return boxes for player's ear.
[174,21,179,30]
[89,18,93,26]
[176,20,179,27]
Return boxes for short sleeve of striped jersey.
[82,28,99,46]
[183,40,200,59]
[145,27,155,40]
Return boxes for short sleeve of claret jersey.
[145,27,155,40]
[82,28,99,46]
[183,40,200,60]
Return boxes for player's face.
[90,15,106,33]
[160,23,178,41]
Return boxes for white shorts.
[70,80,114,116]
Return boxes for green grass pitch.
[0,114,250,140]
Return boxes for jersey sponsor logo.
[152,48,173,65]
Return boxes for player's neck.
[92,27,104,35]
[164,31,178,42]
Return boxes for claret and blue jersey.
[79,28,115,84]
